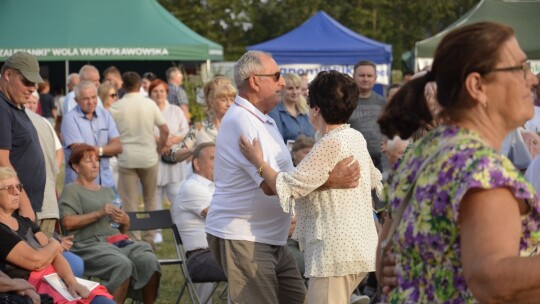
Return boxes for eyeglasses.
[109,93,118,98]
[246,72,281,82]
[483,61,531,79]
[0,183,23,195]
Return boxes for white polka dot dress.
[276,124,382,278]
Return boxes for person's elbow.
[26,253,54,271]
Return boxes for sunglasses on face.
[246,71,281,82]
[0,183,23,195]
[14,72,36,88]
[109,93,118,98]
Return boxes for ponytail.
[378,74,433,139]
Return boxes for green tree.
[159,0,479,68]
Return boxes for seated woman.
[240,71,382,304]
[0,167,113,304]
[59,144,161,304]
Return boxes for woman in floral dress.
[377,22,540,303]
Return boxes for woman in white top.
[240,70,382,304]
[149,79,189,243]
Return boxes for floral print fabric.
[383,125,539,303]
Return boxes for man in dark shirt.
[37,78,56,124]
[347,60,386,170]
[0,52,46,220]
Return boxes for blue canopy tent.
[247,11,392,93]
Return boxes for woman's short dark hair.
[378,22,514,139]
[308,70,359,124]
[68,144,98,170]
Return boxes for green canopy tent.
[0,0,223,62]
[0,0,223,92]
[415,0,540,71]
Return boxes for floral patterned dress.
[383,125,540,303]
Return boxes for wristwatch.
[98,147,104,157]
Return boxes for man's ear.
[246,76,260,92]
[192,158,200,173]
[464,72,488,108]
[3,69,13,82]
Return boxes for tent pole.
[65,60,69,95]
[206,59,211,80]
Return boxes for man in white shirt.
[206,50,360,303]
[172,142,226,303]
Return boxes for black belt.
[186,248,210,259]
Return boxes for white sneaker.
[154,232,163,244]
[350,294,370,304]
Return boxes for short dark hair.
[122,71,141,92]
[308,71,359,124]
[353,60,377,74]
[191,142,215,172]
[68,144,98,171]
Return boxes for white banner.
[204,62,391,85]
[278,63,390,85]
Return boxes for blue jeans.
[63,251,85,277]
[91,296,115,304]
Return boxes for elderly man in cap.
[0,52,46,220]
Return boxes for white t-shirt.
[172,174,214,251]
[205,96,294,246]
[109,92,165,168]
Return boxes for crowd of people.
[2,20,540,304]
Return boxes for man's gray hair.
[79,65,99,81]
[74,80,97,99]
[233,50,272,87]
[166,66,181,81]
[66,73,79,85]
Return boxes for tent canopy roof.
[0,0,223,61]
[248,11,392,65]
[416,0,540,59]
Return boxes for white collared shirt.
[205,95,293,246]
[172,173,214,251]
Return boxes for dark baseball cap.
[4,52,44,84]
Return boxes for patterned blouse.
[383,125,540,303]
[180,117,218,149]
[276,124,382,277]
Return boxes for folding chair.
[173,223,228,304]
[127,210,200,304]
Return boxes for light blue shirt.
[61,105,119,187]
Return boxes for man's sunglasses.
[246,72,281,82]
[0,183,23,195]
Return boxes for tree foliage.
[158,0,478,70]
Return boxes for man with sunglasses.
[0,51,46,221]
[206,51,361,303]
